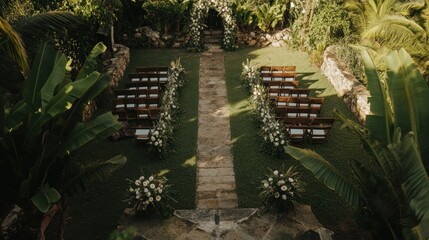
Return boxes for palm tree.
[284,48,429,239]
[0,0,82,89]
[344,0,429,62]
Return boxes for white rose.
[282,194,287,200]
[135,180,141,186]
[273,170,279,176]
[150,184,155,189]
[263,182,269,188]
[156,195,161,202]
[274,192,280,198]
[149,197,154,202]
[143,180,149,186]
[281,185,287,191]
[149,176,154,181]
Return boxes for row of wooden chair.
[282,117,335,142]
[113,66,169,141]
[262,65,334,143]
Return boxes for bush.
[336,44,366,85]
[291,2,352,62]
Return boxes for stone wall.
[321,45,369,123]
[104,44,130,88]
[236,29,291,47]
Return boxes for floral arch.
[188,0,237,52]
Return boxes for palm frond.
[59,155,127,196]
[12,11,83,51]
[0,17,29,74]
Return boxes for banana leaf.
[284,145,361,208]
[26,72,101,136]
[360,49,393,145]
[30,184,61,213]
[40,53,67,108]
[386,49,429,170]
[76,42,107,81]
[60,112,121,155]
[23,41,55,108]
[59,155,127,195]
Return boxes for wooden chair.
[268,88,310,99]
[282,117,309,142]
[114,98,136,110]
[308,118,335,143]
[136,66,169,74]
[260,66,296,74]
[261,72,296,82]
[125,81,160,90]
[266,80,298,89]
[114,89,137,99]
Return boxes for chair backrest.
[136,66,169,74]
[114,89,137,99]
[125,81,160,90]
[268,88,310,99]
[282,117,311,126]
[114,98,136,110]
[260,66,296,74]
[261,72,296,82]
[265,80,298,89]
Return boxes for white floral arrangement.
[188,0,237,52]
[259,167,303,214]
[148,59,186,158]
[241,60,288,149]
[126,171,176,217]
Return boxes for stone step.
[198,167,235,177]
[198,175,236,184]
[197,182,236,192]
[197,190,237,200]
[204,37,221,44]
[204,30,222,36]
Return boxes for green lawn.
[64,49,199,240]
[224,47,373,230]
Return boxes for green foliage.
[291,2,352,54]
[233,1,257,31]
[285,49,429,239]
[254,1,286,32]
[336,43,366,85]
[107,227,137,240]
[142,0,191,34]
[0,41,126,216]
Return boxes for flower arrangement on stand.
[126,171,176,217]
[188,0,237,52]
[148,59,186,158]
[241,60,288,151]
[259,166,303,215]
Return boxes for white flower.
[129,187,134,192]
[281,185,287,191]
[151,136,156,141]
[146,192,151,197]
[149,197,154,202]
[149,176,154,181]
[144,188,148,193]
[143,180,149,186]
[150,184,155,189]
[273,170,279,176]
[290,2,295,8]
[158,188,163,193]
[274,192,280,198]
[281,140,285,145]
[288,178,294,182]
[154,131,159,136]
[277,180,285,186]
[282,194,287,200]
[156,195,161,202]
[155,142,159,146]
[268,177,273,182]
[263,182,269,188]
[135,180,141,186]
[136,195,141,200]
[139,176,144,181]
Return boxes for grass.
[64,49,199,240]
[224,46,373,230]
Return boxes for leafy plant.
[254,2,286,32]
[284,48,429,239]
[142,0,191,34]
[233,1,256,31]
[0,41,126,238]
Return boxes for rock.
[172,42,181,48]
[259,36,266,42]
[248,39,257,47]
[250,31,256,37]
[321,45,369,123]
[140,26,160,44]
[271,41,281,47]
[2,205,24,238]
[261,41,271,47]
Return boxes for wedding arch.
[188,0,237,52]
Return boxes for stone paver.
[196,44,238,209]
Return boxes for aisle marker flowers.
[148,59,186,158]
[240,60,288,149]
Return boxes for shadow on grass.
[64,48,200,240]
[224,47,373,232]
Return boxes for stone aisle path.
[196,44,238,209]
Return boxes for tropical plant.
[142,0,191,34]
[254,1,286,32]
[0,41,127,238]
[284,49,429,239]
[344,0,429,63]
[233,1,256,31]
